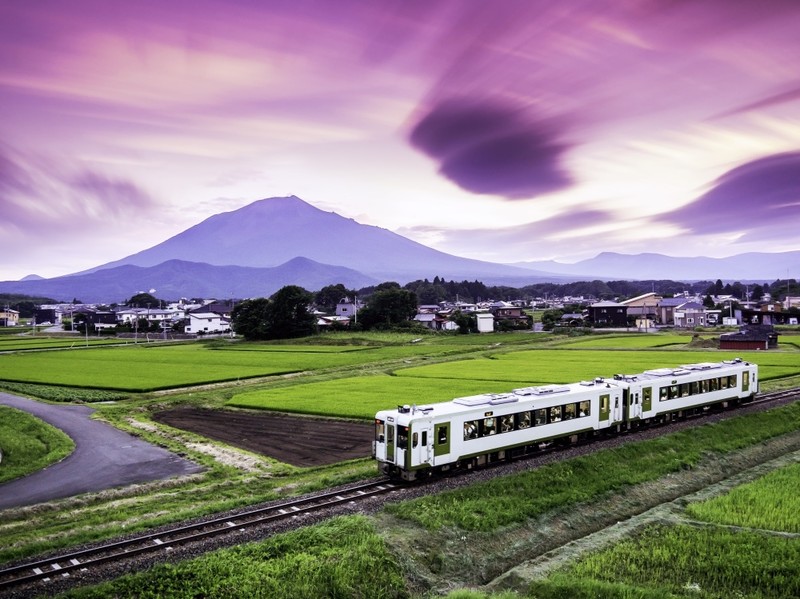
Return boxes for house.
[672,301,707,328]
[656,297,693,325]
[0,308,19,326]
[621,293,661,321]
[488,301,531,329]
[559,312,585,327]
[588,301,628,328]
[413,311,459,331]
[335,297,362,318]
[185,312,230,334]
[719,325,778,350]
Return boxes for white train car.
[374,377,625,480]
[613,358,758,424]
[374,358,757,481]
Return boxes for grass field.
[229,348,800,418]
[0,342,468,392]
[686,460,800,532]
[0,336,127,352]
[0,405,74,483]
[536,524,800,598]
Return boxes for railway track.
[0,479,399,595]
[1,387,797,596]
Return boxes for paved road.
[0,393,203,510]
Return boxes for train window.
[728,375,737,388]
[483,417,497,436]
[659,387,668,401]
[563,404,576,420]
[437,427,447,445]
[422,431,428,446]
[550,406,562,422]
[518,412,531,428]
[500,415,514,432]
[701,380,709,393]
[579,401,590,417]
[680,384,690,397]
[710,378,718,391]
[534,408,547,426]
[669,385,679,399]
[387,425,394,444]
[690,381,699,395]
[464,420,478,440]
[720,377,728,389]
[397,426,408,450]
[375,420,385,443]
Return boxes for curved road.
[0,393,203,510]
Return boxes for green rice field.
[536,524,800,599]
[229,348,800,417]
[686,460,800,532]
[0,342,466,392]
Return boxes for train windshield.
[375,419,385,443]
[397,426,408,450]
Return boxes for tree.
[314,284,354,314]
[231,286,316,340]
[540,309,564,331]
[703,294,715,308]
[128,292,160,308]
[268,285,316,339]
[231,298,272,340]
[357,288,418,330]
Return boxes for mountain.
[82,196,551,283]
[0,258,379,304]
[511,251,800,282]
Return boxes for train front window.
[397,426,408,450]
[375,420,385,443]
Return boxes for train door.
[433,422,450,463]
[386,422,395,463]
[413,422,432,468]
[642,387,653,413]
[630,387,642,420]
[373,418,386,461]
[742,370,750,393]
[599,393,610,424]
[612,392,623,423]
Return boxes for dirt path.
[152,408,374,467]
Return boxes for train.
[373,358,758,480]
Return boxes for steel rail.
[0,479,398,592]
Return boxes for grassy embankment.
[0,405,74,484]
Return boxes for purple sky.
[2,0,800,280]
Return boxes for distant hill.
[0,258,379,304]
[2,196,795,303]
[81,196,550,283]
[511,251,800,282]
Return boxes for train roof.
[611,358,752,383]
[377,377,618,421]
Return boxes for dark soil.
[152,408,373,467]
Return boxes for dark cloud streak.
[658,152,800,234]
[409,98,574,199]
